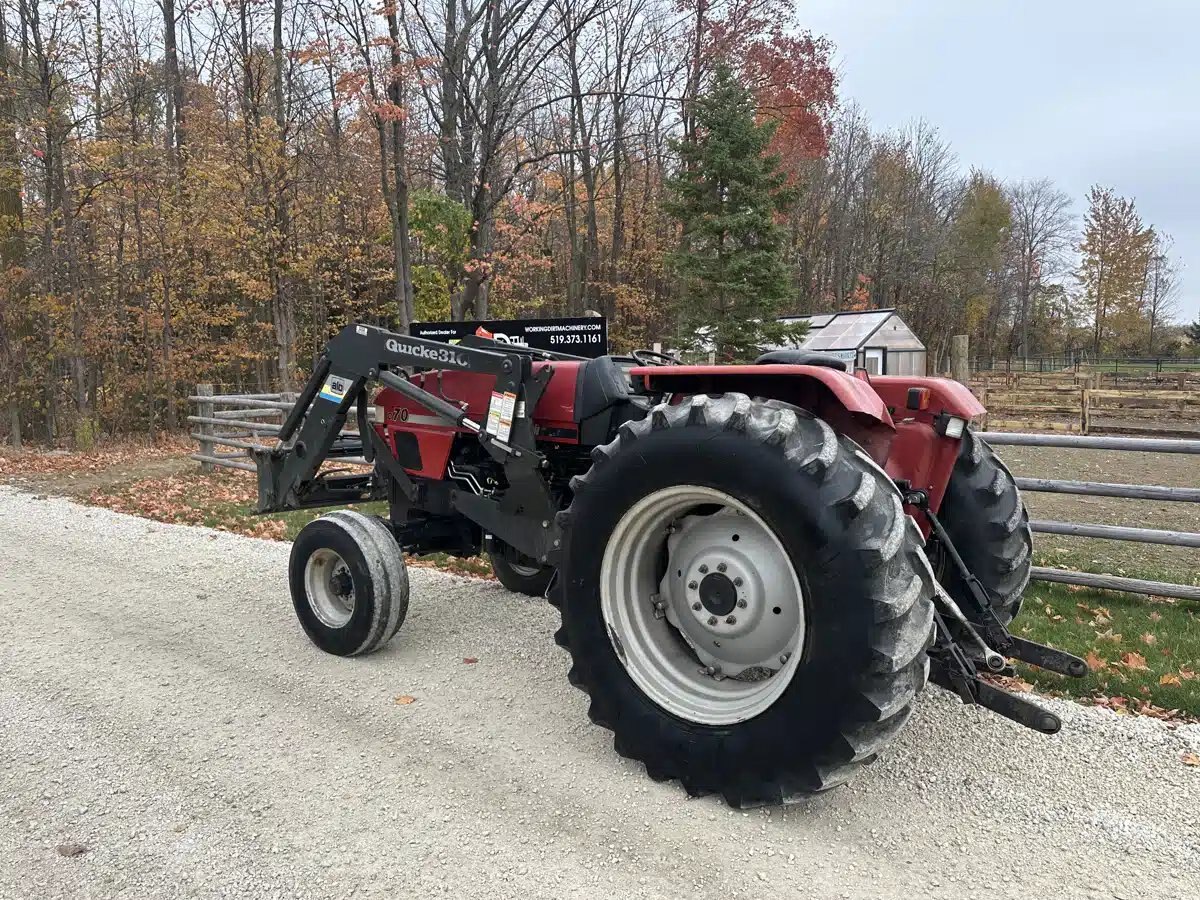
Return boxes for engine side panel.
[375,360,585,479]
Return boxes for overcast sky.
[802,0,1200,323]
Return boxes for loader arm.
[253,323,561,563]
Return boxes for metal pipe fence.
[971,355,1200,374]
[980,431,1199,601]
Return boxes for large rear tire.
[289,510,409,656]
[550,393,935,806]
[936,429,1032,624]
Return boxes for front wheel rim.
[304,548,356,628]
[599,485,805,726]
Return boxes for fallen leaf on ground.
[463,657,478,664]
[56,843,88,858]
[1182,752,1200,767]
[1140,632,1158,646]
[1119,651,1149,671]
[1149,611,1163,622]
[1085,650,1107,672]
[1096,628,1122,643]
[1159,674,1183,687]
[394,695,417,705]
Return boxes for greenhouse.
[776,308,928,375]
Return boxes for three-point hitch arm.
[252,323,562,564]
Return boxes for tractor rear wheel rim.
[600,485,805,726]
[304,548,356,628]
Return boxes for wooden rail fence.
[188,384,362,473]
[971,372,1200,438]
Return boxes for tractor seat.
[754,349,848,371]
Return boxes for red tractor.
[254,323,1085,807]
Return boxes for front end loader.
[253,322,1086,807]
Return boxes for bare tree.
[0,0,26,446]
[406,0,605,319]
[1143,234,1181,355]
[1006,178,1073,358]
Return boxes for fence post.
[197,383,214,473]
[1081,387,1091,434]
[950,335,969,385]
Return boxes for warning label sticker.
[486,391,505,437]
[318,374,350,405]
[497,391,516,443]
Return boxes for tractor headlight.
[943,416,966,439]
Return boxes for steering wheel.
[631,348,680,366]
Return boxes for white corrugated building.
[775,308,927,376]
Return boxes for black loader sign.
[410,316,608,358]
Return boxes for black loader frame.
[254,323,565,565]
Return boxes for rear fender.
[872,376,986,524]
[631,364,896,464]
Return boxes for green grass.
[1013,580,1200,715]
[202,496,385,540]
[203,497,495,577]
[90,471,496,579]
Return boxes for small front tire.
[289,511,409,656]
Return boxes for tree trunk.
[1,5,26,448]
[271,0,296,387]
[386,7,413,329]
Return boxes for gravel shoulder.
[1,486,1198,900]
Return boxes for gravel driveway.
[1,486,1198,900]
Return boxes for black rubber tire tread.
[936,429,1032,624]
[548,392,935,807]
[486,539,555,597]
[289,510,409,656]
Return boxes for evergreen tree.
[1187,316,1200,346]
[665,63,805,360]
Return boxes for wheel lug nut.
[707,616,717,626]
[692,602,702,611]
[725,615,736,625]
[737,599,747,608]
[717,562,727,573]
[733,576,743,586]
[688,581,698,590]
[698,564,709,574]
